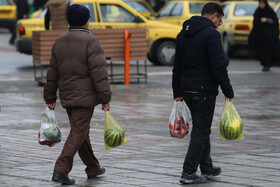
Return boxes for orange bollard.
[124,30,132,85]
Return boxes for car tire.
[155,40,176,65]
[223,35,232,57]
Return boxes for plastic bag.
[104,111,127,150]
[38,107,61,147]
[220,100,244,141]
[169,101,190,138]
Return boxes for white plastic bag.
[38,107,61,147]
[168,101,190,138]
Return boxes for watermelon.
[220,116,243,140]
[104,126,125,147]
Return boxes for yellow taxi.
[274,2,280,23]
[155,0,218,26]
[0,0,16,31]
[16,0,181,65]
[123,0,156,18]
[219,1,276,56]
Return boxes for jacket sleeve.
[44,42,58,104]
[207,30,234,98]
[87,37,112,104]
[172,34,182,98]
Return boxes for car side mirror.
[134,16,144,23]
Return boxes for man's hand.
[46,102,56,110]
[102,103,110,111]
[174,97,183,102]
[225,97,232,101]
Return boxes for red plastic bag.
[168,101,190,138]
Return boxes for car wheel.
[156,41,176,65]
[223,35,232,57]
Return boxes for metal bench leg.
[110,60,114,83]
[33,62,36,81]
[145,60,147,83]
[137,60,140,83]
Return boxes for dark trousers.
[182,92,216,174]
[54,107,101,176]
[9,24,16,44]
[256,41,274,68]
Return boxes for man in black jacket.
[172,3,234,184]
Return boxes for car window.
[38,8,48,18]
[222,4,230,19]
[36,4,95,22]
[100,4,135,22]
[0,0,12,5]
[171,3,182,16]
[234,4,258,16]
[277,7,280,18]
[124,1,150,12]
[80,3,95,22]
[189,3,206,14]
[158,3,176,17]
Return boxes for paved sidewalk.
[1,80,280,186]
[0,40,280,186]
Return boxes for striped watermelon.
[104,126,125,147]
[220,117,243,140]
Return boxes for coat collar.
[69,26,90,33]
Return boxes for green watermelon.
[220,117,243,140]
[105,126,125,147]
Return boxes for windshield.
[189,3,207,14]
[0,0,12,6]
[124,1,150,12]
[38,9,47,18]
[234,4,258,16]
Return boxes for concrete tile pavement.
[1,54,280,186]
[1,80,280,186]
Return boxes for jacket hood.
[183,16,215,36]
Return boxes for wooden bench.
[32,28,147,85]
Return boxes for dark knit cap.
[68,4,90,26]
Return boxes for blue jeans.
[182,92,216,174]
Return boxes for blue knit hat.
[68,4,90,26]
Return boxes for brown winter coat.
[48,0,69,30]
[44,27,112,108]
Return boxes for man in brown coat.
[44,4,111,185]
[45,0,69,30]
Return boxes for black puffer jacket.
[172,16,234,99]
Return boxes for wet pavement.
[1,30,280,186]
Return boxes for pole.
[124,29,132,85]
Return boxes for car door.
[78,2,105,29]
[96,2,146,29]
[275,4,280,32]
[0,0,16,19]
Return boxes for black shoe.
[52,170,75,185]
[202,167,221,179]
[88,167,106,179]
[262,67,270,72]
[9,40,14,45]
[179,172,207,184]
